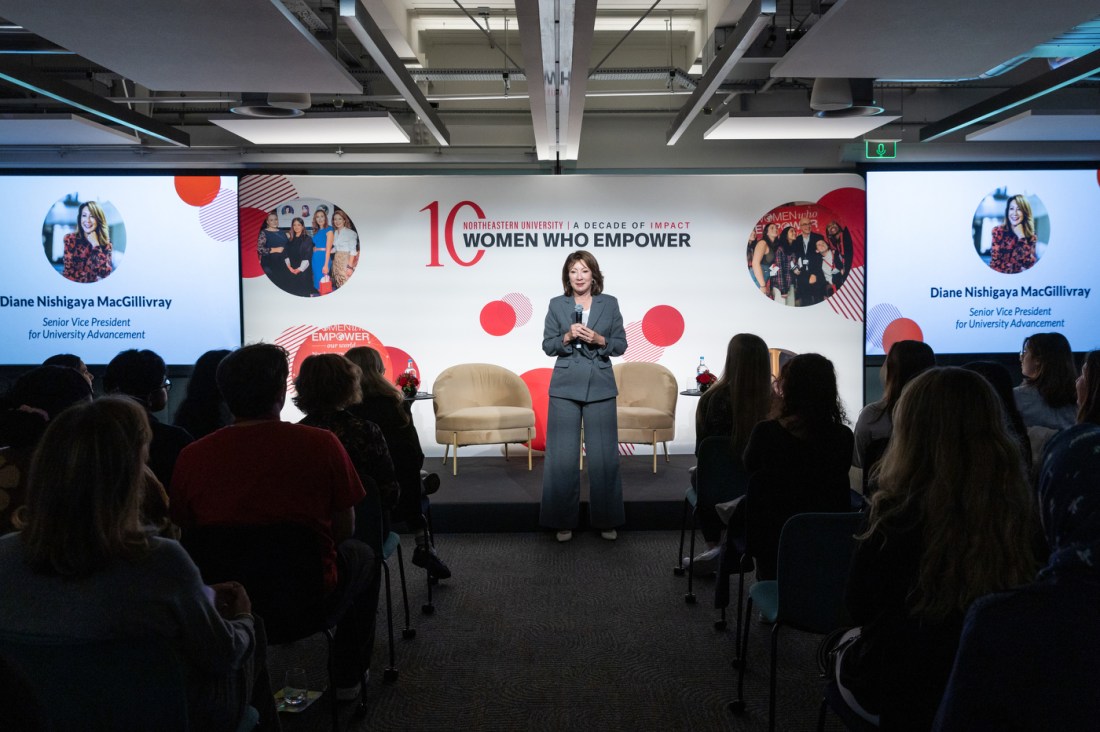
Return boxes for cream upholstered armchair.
[613,361,678,473]
[433,363,536,476]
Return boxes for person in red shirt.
[171,343,379,698]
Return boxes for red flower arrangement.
[396,371,420,397]
[696,370,717,392]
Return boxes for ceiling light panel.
[0,114,139,145]
[703,114,900,140]
[966,110,1100,141]
[210,113,410,144]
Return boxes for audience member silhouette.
[1014,332,1077,430]
[852,340,935,470]
[685,333,771,572]
[0,397,275,731]
[0,365,92,534]
[742,352,853,580]
[104,349,193,488]
[173,349,233,440]
[169,343,379,698]
[345,346,451,579]
[962,360,1032,470]
[1075,350,1100,426]
[42,352,94,387]
[835,367,1039,730]
[934,423,1100,730]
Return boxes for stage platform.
[427,452,693,533]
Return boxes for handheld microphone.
[573,304,583,325]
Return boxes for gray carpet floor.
[270,530,847,731]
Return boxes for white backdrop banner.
[239,174,866,456]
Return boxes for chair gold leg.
[504,443,509,461]
[452,434,458,476]
[527,428,533,470]
[442,443,449,465]
[652,431,658,473]
[663,441,670,463]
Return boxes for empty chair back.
[775,512,863,633]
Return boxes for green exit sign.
[865,139,897,159]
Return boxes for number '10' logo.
[421,200,487,267]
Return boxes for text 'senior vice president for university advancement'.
[540,251,628,542]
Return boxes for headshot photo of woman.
[540,251,628,543]
[329,208,359,289]
[285,217,315,297]
[311,208,334,293]
[750,222,794,305]
[990,194,1038,273]
[61,201,114,283]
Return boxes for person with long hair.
[62,201,114,283]
[294,354,398,549]
[0,397,274,731]
[684,333,772,571]
[962,360,1032,470]
[825,220,852,289]
[174,349,233,440]
[284,217,314,296]
[311,208,334,293]
[541,251,628,542]
[989,194,1038,274]
[1076,350,1100,426]
[345,347,450,579]
[742,352,853,579]
[329,209,359,289]
[934,423,1100,730]
[1014,332,1077,430]
[852,340,936,469]
[750,223,793,305]
[835,368,1038,729]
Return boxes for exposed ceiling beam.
[339,0,450,146]
[920,46,1100,141]
[0,58,189,146]
[665,0,770,145]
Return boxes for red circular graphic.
[640,305,685,347]
[882,318,924,354]
[480,300,517,336]
[239,207,267,278]
[520,368,553,452]
[174,176,221,207]
[385,346,417,385]
[289,325,387,382]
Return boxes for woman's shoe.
[556,530,573,542]
[600,529,617,541]
[412,545,452,579]
[684,546,721,574]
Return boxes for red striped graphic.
[198,188,237,242]
[622,320,663,362]
[828,265,864,322]
[502,293,533,327]
[274,324,320,392]
[239,175,298,212]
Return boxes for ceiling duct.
[230,92,311,118]
[811,78,883,118]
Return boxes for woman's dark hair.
[173,349,232,439]
[1077,350,1100,426]
[773,353,846,428]
[1022,332,1077,408]
[560,251,605,296]
[293,354,362,414]
[709,333,772,455]
[882,340,936,415]
[0,365,93,449]
[963,360,1032,467]
[345,346,408,424]
[20,397,151,576]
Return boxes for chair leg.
[323,628,339,732]
[394,544,415,640]
[527,428,533,470]
[674,497,689,575]
[452,434,458,476]
[651,431,657,473]
[441,443,449,466]
[685,510,698,604]
[662,441,670,464]
[817,695,829,732]
[420,508,436,615]
[729,595,752,713]
[733,563,747,668]
[769,623,780,732]
[504,442,509,461]
[381,561,398,683]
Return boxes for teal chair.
[0,632,202,732]
[729,511,863,732]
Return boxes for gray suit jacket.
[542,293,627,401]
